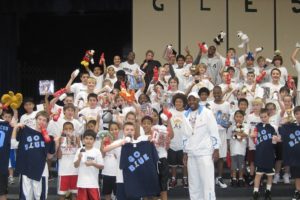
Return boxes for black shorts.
[0,173,8,196]
[102,175,116,195]
[158,158,169,192]
[274,142,283,161]
[290,166,300,178]
[256,167,275,175]
[167,149,183,167]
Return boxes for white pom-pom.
[125,136,131,143]
[266,58,272,63]
[73,69,80,77]
[255,47,263,53]
[59,93,67,101]
[160,113,168,121]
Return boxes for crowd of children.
[1,41,300,200]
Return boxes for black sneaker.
[247,175,254,186]
[253,191,259,200]
[238,179,245,187]
[264,190,272,200]
[231,178,238,188]
[168,178,177,189]
[293,190,300,200]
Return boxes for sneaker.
[283,173,290,184]
[247,175,254,186]
[293,190,300,200]
[273,173,280,184]
[238,179,245,187]
[216,177,227,188]
[168,178,177,189]
[8,176,14,185]
[253,191,259,200]
[264,190,272,200]
[231,178,238,188]
[183,178,189,188]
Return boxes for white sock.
[254,187,259,192]
[266,184,272,191]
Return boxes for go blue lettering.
[128,151,150,172]
[24,135,45,150]
[257,129,272,144]
[288,130,300,147]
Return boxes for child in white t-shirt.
[20,97,38,129]
[57,122,80,200]
[105,66,117,85]
[228,110,249,187]
[100,122,120,200]
[74,130,104,200]
[78,93,103,126]
[84,54,107,91]
[168,93,189,188]
[210,86,231,189]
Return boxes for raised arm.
[291,43,300,66]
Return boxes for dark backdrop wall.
[0,0,132,102]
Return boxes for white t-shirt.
[152,125,168,159]
[174,67,188,91]
[70,83,87,98]
[243,82,264,104]
[276,66,288,85]
[102,150,118,177]
[209,101,231,131]
[120,61,140,75]
[218,83,239,104]
[269,113,281,133]
[105,76,118,85]
[88,71,104,91]
[245,113,261,150]
[260,82,284,103]
[78,106,103,122]
[20,111,38,129]
[47,118,84,137]
[190,79,214,93]
[58,135,79,176]
[74,147,104,188]
[228,122,249,156]
[169,109,185,151]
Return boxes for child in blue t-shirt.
[11,111,55,200]
[250,108,280,200]
[279,106,300,200]
[0,115,13,200]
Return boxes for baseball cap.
[187,92,199,99]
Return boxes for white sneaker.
[8,176,14,185]
[273,173,280,184]
[216,177,227,188]
[296,42,300,48]
[283,173,290,184]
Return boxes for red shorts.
[77,188,100,200]
[58,175,78,195]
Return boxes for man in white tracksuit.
[182,92,221,200]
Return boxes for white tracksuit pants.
[188,155,216,200]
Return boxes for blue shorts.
[116,183,140,200]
